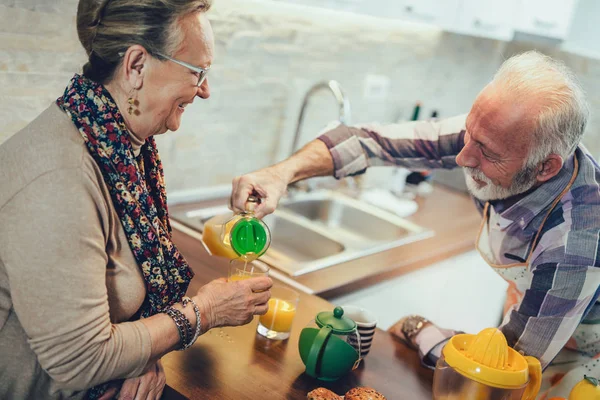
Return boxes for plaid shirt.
[318,115,600,369]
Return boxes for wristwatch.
[401,315,431,349]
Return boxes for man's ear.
[536,153,564,183]
[121,45,148,90]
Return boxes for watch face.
[403,317,426,337]
[403,319,417,335]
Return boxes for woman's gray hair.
[77,0,212,84]
[492,51,589,166]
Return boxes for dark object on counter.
[405,103,433,187]
[406,171,432,185]
[405,108,439,187]
[411,101,421,121]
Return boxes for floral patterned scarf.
[57,74,194,398]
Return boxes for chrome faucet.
[290,80,351,156]
[288,81,357,194]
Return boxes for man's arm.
[275,139,335,184]
[319,115,466,180]
[393,259,600,370]
[413,233,600,370]
[231,115,467,218]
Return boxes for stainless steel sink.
[171,190,433,276]
[280,192,419,248]
[262,212,345,263]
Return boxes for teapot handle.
[521,356,542,400]
[306,326,333,377]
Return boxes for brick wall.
[1,0,598,192]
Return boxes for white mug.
[341,305,378,358]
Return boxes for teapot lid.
[443,328,540,389]
[315,306,356,334]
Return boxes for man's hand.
[230,140,334,219]
[388,316,434,350]
[230,166,290,219]
[388,316,411,345]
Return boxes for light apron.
[476,158,600,399]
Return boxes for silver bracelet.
[164,307,191,350]
[182,296,202,349]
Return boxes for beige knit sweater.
[0,104,153,399]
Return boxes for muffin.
[344,387,386,400]
[306,387,343,400]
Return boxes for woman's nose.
[197,78,210,99]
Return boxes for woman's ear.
[121,45,148,90]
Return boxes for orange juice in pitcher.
[201,213,239,259]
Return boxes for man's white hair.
[492,51,589,166]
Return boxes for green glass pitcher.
[202,196,270,260]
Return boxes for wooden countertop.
[170,185,481,299]
[162,228,434,399]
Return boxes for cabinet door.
[398,0,461,28]
[452,0,518,41]
[320,0,365,14]
[270,0,364,14]
[516,0,578,39]
[561,0,600,59]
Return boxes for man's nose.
[456,141,479,169]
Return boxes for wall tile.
[2,0,600,190]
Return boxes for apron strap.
[476,156,579,268]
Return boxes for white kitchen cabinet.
[269,0,582,45]
[561,0,600,59]
[451,0,518,41]
[272,0,376,16]
[396,0,460,28]
[272,0,460,28]
[516,0,578,40]
[319,0,364,14]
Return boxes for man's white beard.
[463,165,539,201]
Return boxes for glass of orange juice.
[228,258,270,282]
[257,286,299,340]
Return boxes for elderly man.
[230,51,600,398]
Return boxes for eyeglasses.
[156,52,210,87]
[117,51,210,87]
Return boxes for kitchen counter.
[170,185,481,299]
[161,228,434,399]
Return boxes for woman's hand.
[194,277,273,330]
[100,360,165,400]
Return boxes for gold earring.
[127,97,140,116]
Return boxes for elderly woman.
[0,1,272,399]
